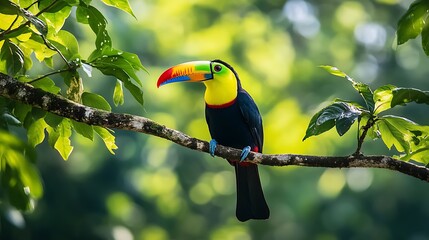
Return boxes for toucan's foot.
[209,139,217,157]
[240,146,251,162]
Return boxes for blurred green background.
[3,0,429,239]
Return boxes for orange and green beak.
[157,61,214,88]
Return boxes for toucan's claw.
[240,146,251,162]
[209,139,217,157]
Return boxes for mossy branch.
[1,72,429,182]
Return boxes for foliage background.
[3,0,429,239]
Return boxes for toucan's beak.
[157,61,213,88]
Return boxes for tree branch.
[1,72,429,182]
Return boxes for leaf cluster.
[397,0,429,55]
[0,0,143,211]
[304,66,429,165]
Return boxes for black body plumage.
[205,60,269,221]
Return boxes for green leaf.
[30,77,61,93]
[124,80,144,106]
[373,84,396,114]
[13,103,32,123]
[82,92,112,111]
[1,41,24,76]
[376,115,429,154]
[400,147,429,164]
[353,82,374,113]
[319,65,347,77]
[19,161,43,199]
[19,34,56,62]
[397,0,429,45]
[96,56,140,81]
[27,117,48,147]
[21,48,33,72]
[76,5,111,49]
[53,119,73,160]
[94,126,117,154]
[31,107,47,120]
[38,0,72,13]
[100,0,136,18]
[7,179,31,211]
[40,4,71,33]
[0,1,20,15]
[320,65,374,112]
[44,112,63,128]
[304,102,362,140]
[1,112,21,127]
[391,87,429,107]
[75,5,90,24]
[91,54,143,82]
[64,0,79,5]
[48,30,79,60]
[46,125,59,148]
[113,80,124,106]
[0,130,43,210]
[72,120,93,140]
[89,48,145,106]
[44,56,54,69]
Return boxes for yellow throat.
[203,71,238,106]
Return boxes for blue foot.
[209,139,217,157]
[240,146,251,162]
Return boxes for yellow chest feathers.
[203,73,238,106]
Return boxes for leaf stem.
[28,68,70,84]
[354,116,376,156]
[3,15,20,34]
[25,1,40,10]
[40,35,71,67]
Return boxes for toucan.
[157,59,270,221]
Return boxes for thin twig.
[25,1,40,10]
[35,0,59,16]
[41,35,71,67]
[4,15,20,34]
[27,68,70,84]
[354,116,375,155]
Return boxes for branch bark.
[1,72,429,182]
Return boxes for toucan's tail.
[234,163,270,221]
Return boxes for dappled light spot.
[282,0,320,37]
[106,192,134,220]
[354,22,387,50]
[346,169,373,192]
[212,171,235,195]
[210,225,251,240]
[139,225,169,240]
[156,193,183,217]
[335,1,367,29]
[190,180,215,205]
[112,225,133,240]
[130,168,179,197]
[351,56,379,83]
[396,43,421,69]
[5,208,25,229]
[318,169,345,198]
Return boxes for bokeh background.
[3,0,429,239]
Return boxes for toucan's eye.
[214,64,222,72]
